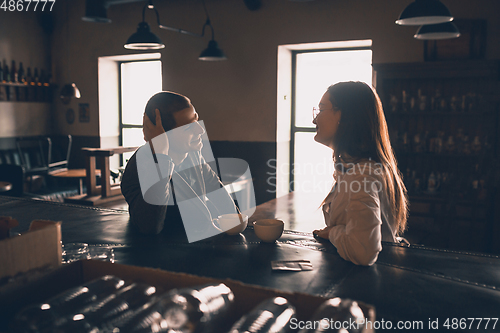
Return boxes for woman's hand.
[313,226,333,239]
[143,109,166,142]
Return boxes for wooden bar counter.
[1,194,499,330]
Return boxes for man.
[120,91,238,242]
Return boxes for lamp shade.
[82,0,111,23]
[124,22,165,50]
[60,83,81,104]
[396,0,453,26]
[414,22,460,39]
[199,40,227,61]
[60,83,81,99]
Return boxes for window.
[291,46,372,201]
[119,60,162,163]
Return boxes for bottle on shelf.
[400,132,410,152]
[462,135,471,155]
[440,172,450,195]
[401,90,408,112]
[418,89,427,112]
[461,95,467,113]
[11,60,17,83]
[433,89,447,112]
[413,171,421,195]
[26,66,35,101]
[18,62,25,84]
[46,70,53,103]
[389,94,399,112]
[409,94,416,112]
[465,92,476,112]
[11,60,20,101]
[27,67,34,86]
[25,66,32,85]
[3,60,10,83]
[435,131,444,154]
[3,61,11,100]
[449,95,460,112]
[427,171,438,194]
[40,69,47,102]
[471,136,481,155]
[16,62,26,101]
[34,67,40,86]
[444,135,455,154]
[413,133,424,153]
[34,67,41,101]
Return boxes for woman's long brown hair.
[327,81,408,235]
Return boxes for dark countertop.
[1,195,500,330]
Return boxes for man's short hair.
[145,91,191,131]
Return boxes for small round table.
[0,181,12,193]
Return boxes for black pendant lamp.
[396,0,453,26]
[198,0,226,61]
[124,3,165,50]
[199,40,226,61]
[414,22,460,39]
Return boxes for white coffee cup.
[212,214,248,235]
[254,219,284,242]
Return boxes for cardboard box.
[0,219,62,281]
[0,260,375,332]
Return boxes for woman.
[312,81,408,266]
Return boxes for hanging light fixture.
[124,1,165,50]
[199,24,226,61]
[61,0,81,104]
[396,0,453,26]
[414,22,460,39]
[198,0,226,61]
[60,83,82,104]
[123,0,226,60]
[82,0,111,23]
[199,40,226,61]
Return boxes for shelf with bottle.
[385,88,491,115]
[391,130,492,157]
[0,59,54,103]
[403,164,493,204]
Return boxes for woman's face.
[313,92,341,150]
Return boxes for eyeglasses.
[312,107,336,120]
